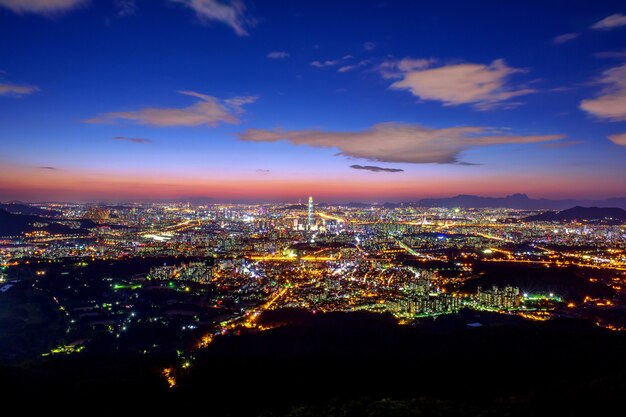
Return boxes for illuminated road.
[393,237,445,262]
[246,285,290,325]
[317,211,346,223]
[248,255,336,262]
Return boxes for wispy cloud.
[116,0,136,16]
[0,0,85,14]
[591,13,626,30]
[338,60,369,73]
[608,133,626,146]
[172,0,251,36]
[595,49,626,59]
[255,168,270,174]
[238,122,564,164]
[549,86,573,92]
[267,51,289,59]
[552,32,579,45]
[0,82,39,97]
[580,63,626,121]
[350,164,403,173]
[378,57,435,79]
[312,55,364,71]
[310,60,339,68]
[224,95,257,107]
[387,58,535,110]
[541,140,583,149]
[363,42,376,51]
[86,91,257,127]
[113,136,152,144]
[38,166,57,170]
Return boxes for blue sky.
[1,0,625,202]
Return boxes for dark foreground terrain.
[1,310,625,417]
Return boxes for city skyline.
[2,0,626,202]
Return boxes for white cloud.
[591,13,626,30]
[388,58,535,110]
[608,133,626,146]
[87,91,257,127]
[0,82,39,97]
[172,0,250,36]
[238,122,563,164]
[552,32,579,45]
[0,0,85,14]
[267,51,289,59]
[580,63,626,121]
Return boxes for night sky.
[1,0,625,202]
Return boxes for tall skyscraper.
[307,196,314,230]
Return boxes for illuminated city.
[2,199,625,352]
[1,1,626,416]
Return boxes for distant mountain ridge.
[524,206,626,222]
[3,194,626,210]
[0,203,61,217]
[416,194,626,210]
[0,209,95,237]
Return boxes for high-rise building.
[477,286,521,309]
[307,196,314,230]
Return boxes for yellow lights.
[567,302,576,308]
[197,334,214,349]
[248,255,335,262]
[519,312,550,321]
[162,368,176,388]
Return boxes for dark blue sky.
[1,0,625,202]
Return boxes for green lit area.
[112,283,142,290]
[522,293,562,302]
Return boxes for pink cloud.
[0,0,85,14]
[86,91,257,127]
[552,33,579,45]
[591,13,626,30]
[239,122,564,164]
[173,0,251,36]
[389,59,535,109]
[580,63,626,121]
[608,133,626,146]
[0,82,39,97]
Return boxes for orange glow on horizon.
[1,163,623,202]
